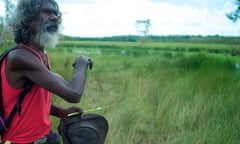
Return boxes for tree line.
[62,35,240,45]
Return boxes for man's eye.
[41,9,58,16]
[42,9,51,14]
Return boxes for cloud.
[56,0,95,4]
[58,0,240,37]
[147,0,230,9]
[60,0,147,36]
[1,0,238,36]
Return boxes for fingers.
[88,59,93,70]
[66,107,84,117]
[70,106,83,113]
[72,56,93,70]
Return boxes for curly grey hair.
[10,0,62,44]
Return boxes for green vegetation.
[1,37,240,144]
[62,35,240,45]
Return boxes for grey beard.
[36,31,59,48]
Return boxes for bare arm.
[6,49,92,103]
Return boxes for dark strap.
[0,46,36,128]
[5,80,33,127]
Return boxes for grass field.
[1,40,240,144]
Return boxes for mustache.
[38,22,59,33]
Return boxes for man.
[1,0,92,143]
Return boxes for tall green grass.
[48,46,240,144]
[1,40,239,143]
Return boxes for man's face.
[34,1,61,48]
[38,1,60,32]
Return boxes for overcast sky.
[1,0,240,37]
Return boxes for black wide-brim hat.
[58,113,109,144]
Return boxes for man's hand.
[72,56,93,70]
[51,105,84,118]
[61,107,84,118]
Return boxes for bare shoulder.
[5,48,44,88]
[7,48,42,72]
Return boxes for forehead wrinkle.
[41,1,61,16]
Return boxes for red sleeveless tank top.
[1,44,52,143]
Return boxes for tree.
[135,19,151,36]
[0,0,14,44]
[0,15,4,44]
[135,19,151,46]
[226,0,240,22]
[4,0,14,23]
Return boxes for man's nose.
[49,13,58,21]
